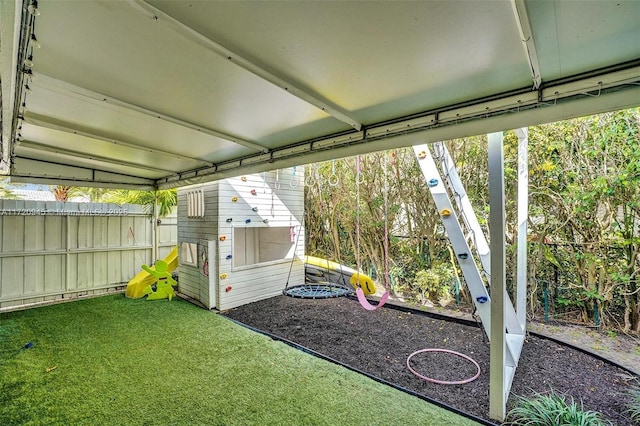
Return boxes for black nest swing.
[282,225,352,300]
[283,282,352,299]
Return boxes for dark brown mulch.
[222,295,639,425]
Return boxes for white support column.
[152,192,159,263]
[488,132,507,422]
[515,128,529,328]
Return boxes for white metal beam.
[0,0,22,174]
[488,131,507,422]
[157,83,640,189]
[33,73,269,153]
[16,140,177,174]
[511,0,542,89]
[11,157,156,189]
[128,0,363,132]
[22,113,212,167]
[10,174,155,190]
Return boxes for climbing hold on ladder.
[251,207,258,212]
[231,196,238,202]
[220,273,228,279]
[219,236,226,241]
[226,218,233,223]
[440,208,452,217]
[412,142,525,391]
[428,178,439,187]
[245,219,251,224]
[226,255,232,260]
[250,189,257,195]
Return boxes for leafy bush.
[628,384,640,422]
[412,263,455,306]
[506,391,610,426]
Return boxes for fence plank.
[0,201,176,310]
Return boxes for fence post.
[152,192,159,262]
[544,283,549,322]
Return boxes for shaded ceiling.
[1,0,639,190]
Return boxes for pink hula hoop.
[406,348,481,385]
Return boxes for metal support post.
[515,128,529,328]
[488,131,507,422]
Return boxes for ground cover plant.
[628,383,640,423]
[505,391,609,425]
[0,295,477,425]
[223,295,639,425]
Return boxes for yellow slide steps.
[126,246,178,298]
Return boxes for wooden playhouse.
[176,167,305,310]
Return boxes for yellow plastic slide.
[126,246,178,298]
[304,255,376,295]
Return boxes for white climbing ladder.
[413,139,526,408]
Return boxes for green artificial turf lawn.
[0,295,478,425]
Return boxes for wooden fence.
[0,200,176,311]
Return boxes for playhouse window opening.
[181,242,198,266]
[233,226,294,268]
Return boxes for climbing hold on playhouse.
[226,254,232,260]
[231,196,238,202]
[251,207,258,212]
[220,273,228,279]
[250,189,257,195]
[226,218,233,223]
[241,176,247,182]
[219,235,226,241]
[245,219,251,224]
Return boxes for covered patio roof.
[1,0,639,190]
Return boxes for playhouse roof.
[1,0,639,189]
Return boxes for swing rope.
[354,155,389,311]
[384,151,391,291]
[355,156,361,289]
[283,224,302,292]
[283,218,351,300]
